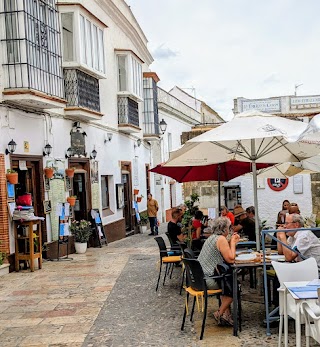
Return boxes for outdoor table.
[283,281,318,347]
[231,260,273,336]
[236,241,256,249]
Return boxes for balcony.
[0,0,66,110]
[64,69,103,121]
[143,75,160,140]
[118,96,141,133]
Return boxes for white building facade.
[0,0,210,263]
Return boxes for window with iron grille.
[64,69,100,112]
[118,96,139,127]
[143,77,159,135]
[101,175,110,209]
[1,0,64,98]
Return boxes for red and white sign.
[267,178,289,191]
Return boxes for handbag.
[214,263,233,297]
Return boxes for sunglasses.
[290,203,298,206]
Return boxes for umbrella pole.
[251,139,260,251]
[218,164,221,213]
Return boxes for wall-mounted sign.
[290,95,320,109]
[71,131,86,157]
[24,141,29,153]
[267,178,289,191]
[241,98,281,113]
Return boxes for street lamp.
[159,119,167,134]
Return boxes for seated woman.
[198,217,240,326]
[220,205,235,225]
[276,199,290,228]
[191,210,208,251]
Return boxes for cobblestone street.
[0,224,316,346]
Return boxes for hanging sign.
[267,178,289,191]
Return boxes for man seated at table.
[277,213,320,269]
[167,208,186,245]
[233,205,256,241]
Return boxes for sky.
[125,0,320,120]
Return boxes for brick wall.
[0,154,10,254]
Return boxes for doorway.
[121,161,134,234]
[224,185,241,211]
[69,159,91,221]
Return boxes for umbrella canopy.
[164,110,320,249]
[150,161,273,182]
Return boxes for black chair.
[154,236,182,291]
[181,258,222,340]
[165,232,181,254]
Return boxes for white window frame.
[116,51,143,101]
[59,5,106,79]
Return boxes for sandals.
[213,311,221,325]
[220,312,234,326]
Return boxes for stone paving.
[0,223,317,346]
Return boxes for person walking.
[147,193,159,236]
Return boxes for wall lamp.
[43,143,52,156]
[159,119,167,134]
[5,139,17,155]
[134,139,142,148]
[90,148,97,160]
[65,147,74,159]
[104,133,113,144]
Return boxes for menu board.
[48,179,66,240]
[91,182,100,210]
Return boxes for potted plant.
[44,166,54,179]
[139,211,149,234]
[69,220,92,254]
[67,195,77,206]
[133,188,139,195]
[136,195,144,203]
[65,167,75,178]
[6,169,18,184]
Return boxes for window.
[118,56,127,91]
[168,133,172,153]
[61,13,74,62]
[117,52,143,99]
[79,14,105,74]
[101,176,110,209]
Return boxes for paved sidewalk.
[0,224,315,346]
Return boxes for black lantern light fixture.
[5,139,17,155]
[65,147,74,159]
[43,143,52,157]
[159,119,167,134]
[90,148,97,160]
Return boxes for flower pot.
[136,196,142,203]
[6,173,18,184]
[133,189,139,195]
[65,168,74,178]
[74,242,87,254]
[67,197,76,206]
[44,167,54,179]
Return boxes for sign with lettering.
[267,178,289,192]
[290,96,320,109]
[71,131,86,157]
[241,99,281,113]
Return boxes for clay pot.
[136,196,142,203]
[67,197,76,206]
[65,168,75,178]
[133,189,139,195]
[6,173,18,184]
[44,167,54,179]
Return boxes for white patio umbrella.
[164,110,320,249]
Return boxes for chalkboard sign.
[90,209,107,247]
[71,131,86,157]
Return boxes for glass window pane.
[118,55,127,91]
[80,15,86,64]
[92,25,98,70]
[85,19,92,68]
[101,176,109,209]
[98,29,105,73]
[61,13,74,62]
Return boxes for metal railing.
[118,96,139,127]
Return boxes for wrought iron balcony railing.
[118,96,139,127]
[1,0,64,99]
[64,69,100,112]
